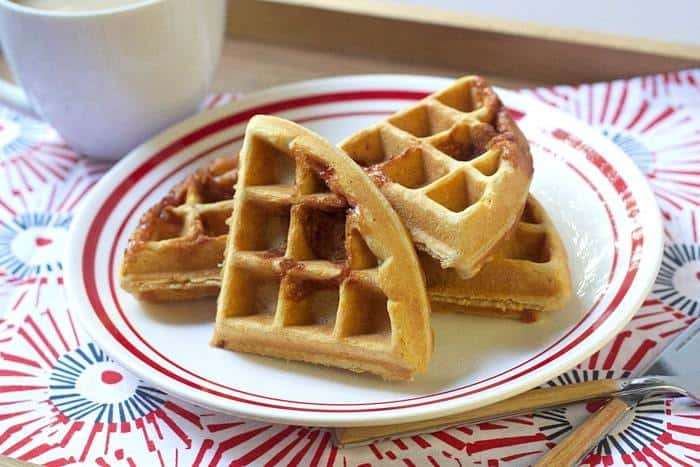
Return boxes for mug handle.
[0,79,37,117]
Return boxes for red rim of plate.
[79,89,643,414]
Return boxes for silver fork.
[536,317,700,465]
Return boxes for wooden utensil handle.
[0,456,40,467]
[534,397,631,466]
[334,379,623,447]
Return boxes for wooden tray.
[228,0,699,84]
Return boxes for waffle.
[119,166,570,323]
[119,157,237,301]
[211,115,433,380]
[341,76,533,278]
[423,196,571,322]
[119,167,571,322]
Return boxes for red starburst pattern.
[583,298,695,377]
[0,108,81,191]
[0,305,348,466]
[463,417,550,466]
[0,161,107,328]
[523,72,700,214]
[639,70,700,105]
[1,305,184,465]
[344,426,475,466]
[188,423,337,466]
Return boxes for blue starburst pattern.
[49,343,166,423]
[0,211,72,278]
[602,128,655,175]
[592,397,666,458]
[653,243,700,316]
[0,108,47,158]
[548,368,633,386]
[536,396,667,460]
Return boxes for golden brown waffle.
[423,196,571,322]
[212,115,433,380]
[119,158,237,301]
[341,76,533,278]
[119,172,571,322]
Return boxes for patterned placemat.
[0,71,698,466]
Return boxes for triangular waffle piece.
[120,157,237,301]
[212,115,433,380]
[422,196,571,322]
[341,76,533,278]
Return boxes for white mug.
[0,0,226,160]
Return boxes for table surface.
[0,38,540,93]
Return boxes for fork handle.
[334,379,624,447]
[534,397,631,466]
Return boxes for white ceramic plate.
[64,75,663,427]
